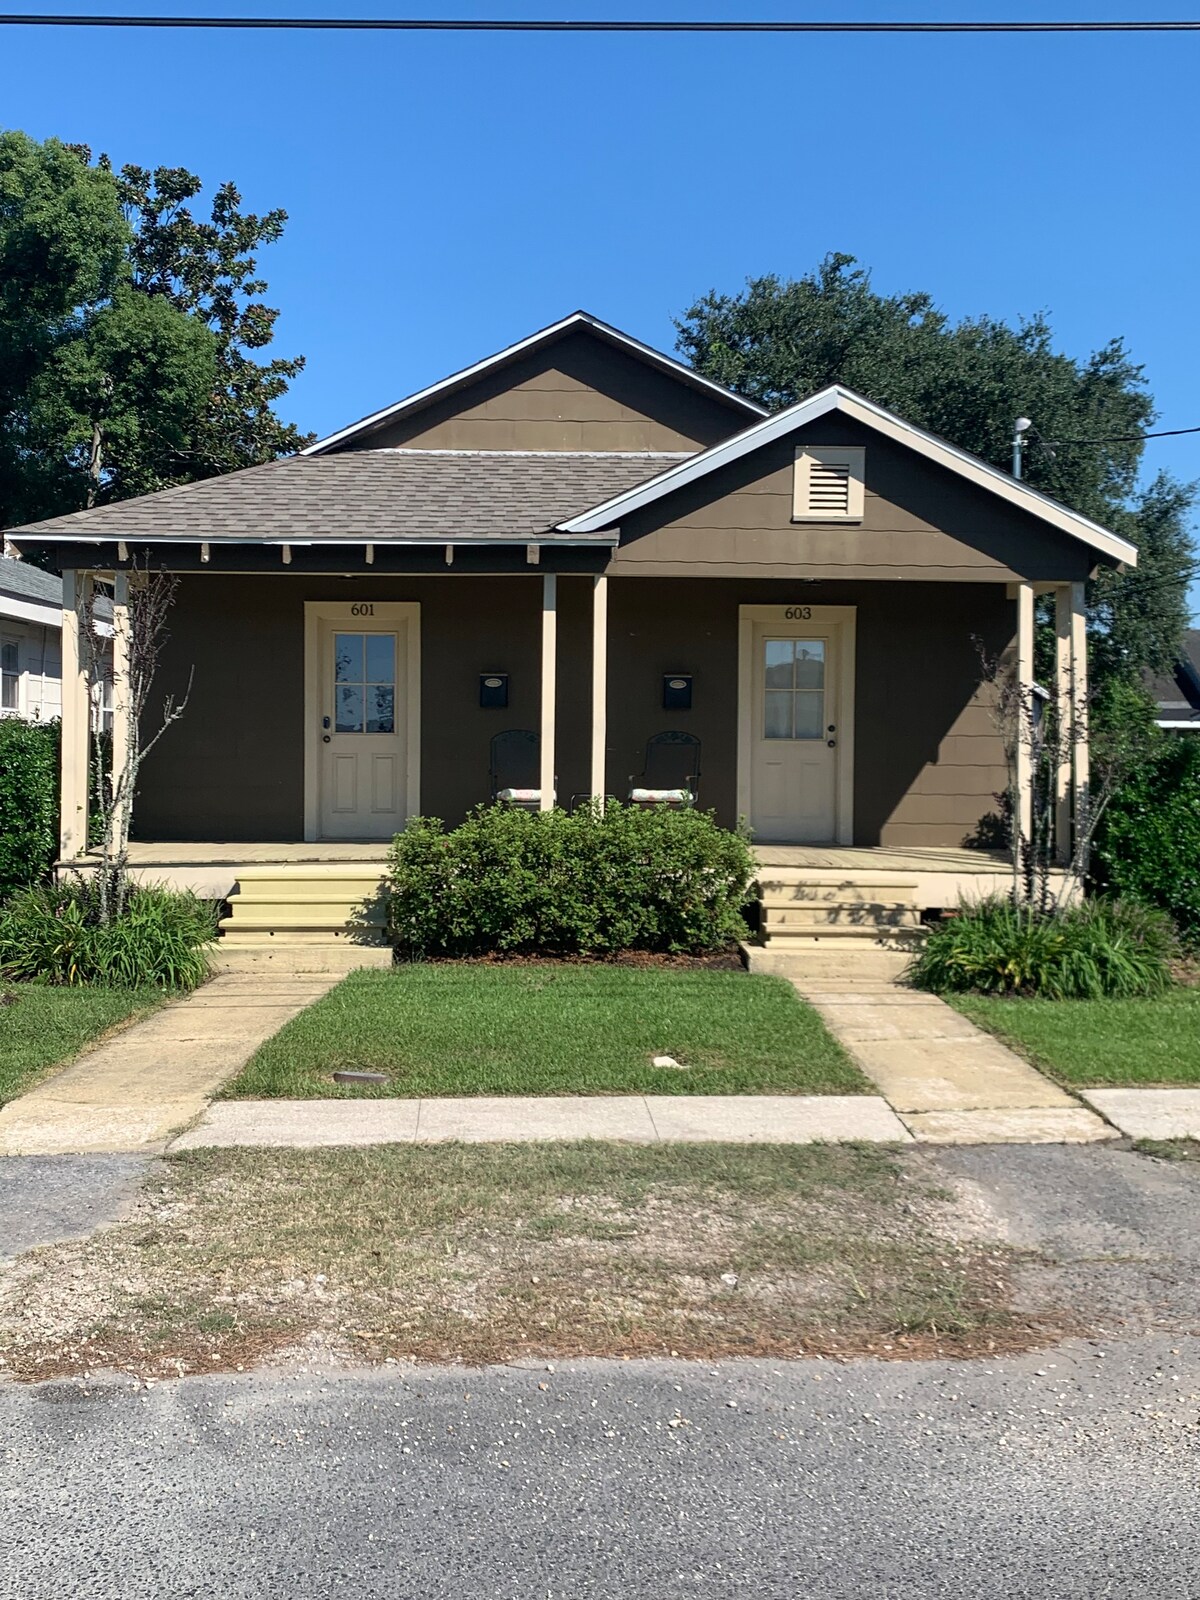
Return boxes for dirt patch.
[0,1143,1066,1383]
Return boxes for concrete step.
[213,944,394,974]
[761,927,925,946]
[220,925,389,945]
[223,901,387,924]
[228,886,390,904]
[762,904,922,932]
[759,883,920,908]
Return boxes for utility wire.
[1046,425,1200,446]
[2,13,1200,32]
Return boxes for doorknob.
[322,735,331,744]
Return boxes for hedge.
[1093,736,1200,945]
[387,802,756,958]
[0,718,59,903]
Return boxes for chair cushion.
[629,787,692,803]
[497,787,542,802]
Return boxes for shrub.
[0,876,218,989]
[907,895,1175,1000]
[387,802,756,958]
[0,718,59,902]
[1093,737,1200,946]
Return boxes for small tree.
[80,564,191,921]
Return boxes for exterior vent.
[793,446,865,522]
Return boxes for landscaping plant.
[0,876,217,988]
[907,895,1175,1000]
[387,802,756,958]
[1093,735,1200,946]
[0,717,59,902]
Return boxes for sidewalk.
[0,972,339,1155]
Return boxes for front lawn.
[951,988,1200,1087]
[226,963,866,1099]
[0,985,162,1106]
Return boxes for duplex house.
[5,313,1135,949]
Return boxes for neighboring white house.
[0,554,112,726]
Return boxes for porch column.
[59,569,91,860]
[590,574,608,800]
[1069,580,1089,857]
[110,570,132,848]
[1053,584,1072,862]
[539,572,557,810]
[1014,581,1035,848]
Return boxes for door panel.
[751,628,838,843]
[319,621,407,839]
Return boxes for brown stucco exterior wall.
[612,415,1096,585]
[137,572,1012,850]
[344,330,750,454]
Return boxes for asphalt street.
[4,1335,1199,1599]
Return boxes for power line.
[1046,424,1200,446]
[1,13,1200,32]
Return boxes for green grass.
[0,984,162,1105]
[951,988,1200,1087]
[226,963,867,1099]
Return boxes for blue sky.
[5,1,1199,611]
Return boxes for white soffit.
[557,384,1138,567]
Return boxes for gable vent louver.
[793,446,865,522]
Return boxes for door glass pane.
[793,693,824,740]
[793,643,825,690]
[763,691,793,740]
[365,633,395,684]
[335,633,363,683]
[763,638,794,689]
[368,685,395,734]
[336,684,363,733]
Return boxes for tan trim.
[301,310,766,456]
[736,603,856,845]
[590,574,608,799]
[1015,583,1035,846]
[110,571,132,848]
[302,600,421,842]
[59,570,90,858]
[559,385,1137,568]
[540,574,557,811]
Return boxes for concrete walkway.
[1081,1087,1200,1140]
[759,946,1114,1145]
[0,972,338,1156]
[170,1093,910,1149]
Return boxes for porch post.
[539,572,557,810]
[59,569,91,860]
[590,574,608,801]
[1069,580,1089,859]
[110,570,132,848]
[1014,581,1035,849]
[1053,584,1072,863]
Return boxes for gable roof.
[301,311,768,456]
[0,553,61,605]
[1148,629,1200,728]
[4,450,688,547]
[558,383,1139,567]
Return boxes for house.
[0,553,112,726]
[4,311,1136,950]
[1148,629,1200,731]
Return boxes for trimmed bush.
[0,718,59,902]
[387,802,756,958]
[1093,737,1200,946]
[0,877,218,989]
[907,895,1176,1000]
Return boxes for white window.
[793,446,866,522]
[0,639,19,715]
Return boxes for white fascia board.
[1157,719,1200,730]
[0,593,61,627]
[300,311,766,456]
[558,384,1139,568]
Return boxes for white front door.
[750,622,841,843]
[315,612,413,840]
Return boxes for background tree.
[676,254,1195,690]
[0,130,309,535]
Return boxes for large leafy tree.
[676,254,1195,685]
[0,130,308,533]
